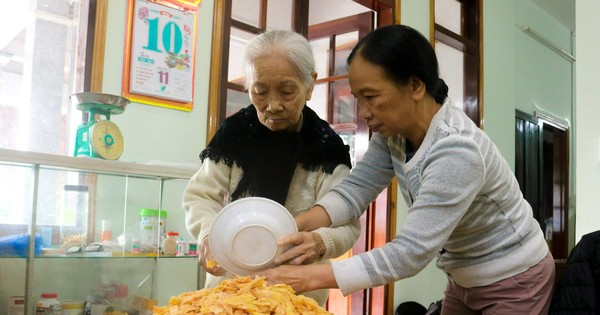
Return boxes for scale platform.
[70,92,128,117]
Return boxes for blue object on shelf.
[0,233,43,257]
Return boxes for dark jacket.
[549,230,600,314]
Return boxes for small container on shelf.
[176,238,186,257]
[139,208,167,251]
[46,303,63,315]
[131,238,141,254]
[100,220,112,242]
[61,300,84,315]
[162,231,179,255]
[36,292,60,315]
[188,241,197,256]
[7,296,25,315]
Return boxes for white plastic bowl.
[208,197,298,276]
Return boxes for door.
[515,110,569,260]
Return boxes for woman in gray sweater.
[264,24,555,314]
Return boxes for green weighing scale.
[70,92,130,160]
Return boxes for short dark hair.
[347,25,448,104]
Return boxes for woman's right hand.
[199,236,226,276]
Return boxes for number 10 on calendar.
[122,0,199,111]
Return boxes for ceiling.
[531,0,575,32]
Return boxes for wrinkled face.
[348,55,415,137]
[249,55,315,132]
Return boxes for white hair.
[243,30,316,90]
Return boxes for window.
[433,0,481,126]
[0,0,103,227]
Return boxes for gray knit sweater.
[319,101,548,295]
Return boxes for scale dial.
[90,120,124,160]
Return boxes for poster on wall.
[122,0,201,111]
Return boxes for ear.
[410,75,427,100]
[305,71,318,101]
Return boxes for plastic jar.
[162,231,179,255]
[36,292,59,315]
[139,208,167,249]
[188,241,198,256]
[61,300,84,315]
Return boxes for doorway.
[515,110,569,260]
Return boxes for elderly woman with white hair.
[182,30,361,306]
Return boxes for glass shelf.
[0,148,201,314]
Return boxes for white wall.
[482,0,517,166]
[575,0,600,240]
[514,0,574,120]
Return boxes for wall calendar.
[122,0,200,111]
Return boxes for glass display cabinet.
[0,149,201,315]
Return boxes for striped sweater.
[319,101,548,295]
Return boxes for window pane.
[436,40,464,110]
[310,38,330,81]
[335,129,356,167]
[0,0,88,155]
[435,0,463,34]
[0,164,33,227]
[226,88,250,118]
[267,0,293,30]
[334,32,358,76]
[332,80,355,124]
[228,28,255,84]
[232,0,262,28]
[307,82,328,120]
[309,0,371,25]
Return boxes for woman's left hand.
[258,264,337,294]
[274,231,325,265]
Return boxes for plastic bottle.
[101,219,112,241]
[36,293,59,315]
[176,237,186,256]
[162,231,178,255]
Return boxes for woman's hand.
[198,236,226,276]
[274,232,326,265]
[258,264,337,294]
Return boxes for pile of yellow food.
[153,276,332,315]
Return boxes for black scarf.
[199,105,351,205]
